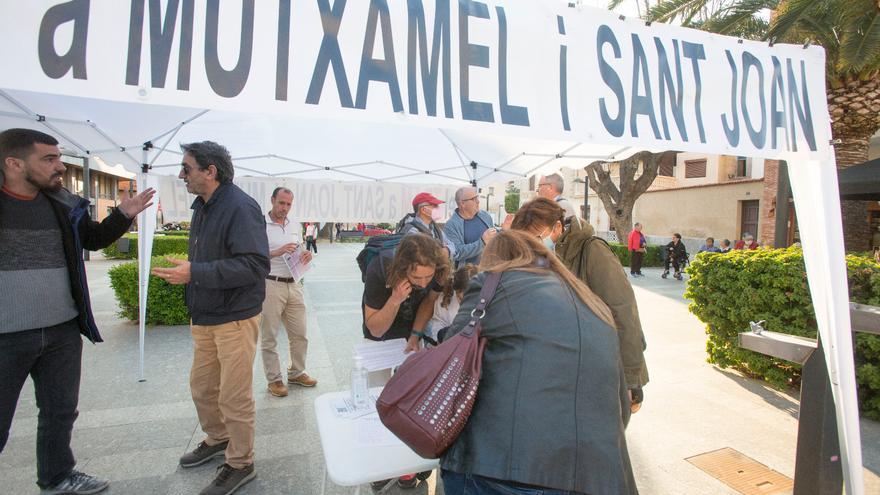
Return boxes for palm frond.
[839,8,880,73]
[702,0,777,37]
[606,0,629,10]
[768,0,825,43]
[647,0,709,24]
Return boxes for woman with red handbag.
[440,230,638,494]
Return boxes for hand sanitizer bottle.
[350,355,369,410]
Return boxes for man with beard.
[0,128,154,494]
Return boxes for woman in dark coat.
[441,230,638,495]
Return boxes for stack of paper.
[355,338,409,371]
[281,246,311,282]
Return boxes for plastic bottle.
[350,355,369,410]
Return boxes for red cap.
[411,192,444,207]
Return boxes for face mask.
[430,206,444,222]
[539,227,556,251]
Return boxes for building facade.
[61,155,136,222]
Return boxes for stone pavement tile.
[104,475,170,494]
[79,446,183,482]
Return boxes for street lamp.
[572,177,590,222]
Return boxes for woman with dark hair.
[510,198,649,406]
[441,230,637,494]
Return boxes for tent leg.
[793,337,843,494]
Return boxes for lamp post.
[573,177,590,222]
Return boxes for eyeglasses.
[461,196,479,203]
[537,183,552,189]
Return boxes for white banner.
[157,175,460,223]
[1,0,829,161]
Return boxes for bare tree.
[585,151,675,240]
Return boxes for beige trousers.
[260,280,308,383]
[190,315,260,469]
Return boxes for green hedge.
[108,254,189,325]
[685,248,880,419]
[102,234,190,259]
[606,243,663,267]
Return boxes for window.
[658,153,675,177]
[736,157,749,178]
[528,175,536,191]
[685,159,707,178]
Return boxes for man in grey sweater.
[0,128,154,495]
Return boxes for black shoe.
[199,463,255,495]
[180,440,229,468]
[41,470,109,494]
[370,479,393,491]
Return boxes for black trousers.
[306,237,318,253]
[664,256,683,272]
[630,251,644,274]
[0,319,82,488]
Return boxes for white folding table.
[314,389,439,494]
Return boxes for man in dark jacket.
[0,128,154,494]
[152,141,269,495]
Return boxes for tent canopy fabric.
[839,158,880,201]
[0,1,864,492]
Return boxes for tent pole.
[82,156,90,261]
[137,145,149,383]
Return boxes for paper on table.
[355,339,409,372]
[355,416,400,447]
[282,246,311,282]
[330,388,382,418]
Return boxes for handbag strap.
[461,271,503,337]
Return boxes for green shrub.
[160,230,190,236]
[108,254,189,325]
[102,234,190,259]
[685,248,880,419]
[606,243,663,267]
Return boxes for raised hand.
[118,188,156,219]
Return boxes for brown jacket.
[556,218,650,388]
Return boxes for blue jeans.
[442,470,583,495]
[0,319,82,488]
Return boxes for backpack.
[356,214,443,282]
[356,233,405,282]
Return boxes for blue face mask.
[542,236,556,251]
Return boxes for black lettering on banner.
[458,0,494,122]
[496,6,528,126]
[557,15,570,131]
[306,0,354,107]
[276,0,292,101]
[204,0,254,98]
[721,50,740,146]
[654,38,687,141]
[787,59,817,152]
[740,51,766,149]
[769,56,789,150]
[39,0,90,80]
[681,42,706,143]
[596,25,624,138]
[356,0,404,112]
[125,0,194,90]
[406,0,453,118]
[629,34,661,139]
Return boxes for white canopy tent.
[0,1,864,492]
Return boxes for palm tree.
[609,0,880,250]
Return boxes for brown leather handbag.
[377,272,502,459]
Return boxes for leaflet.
[282,246,311,282]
